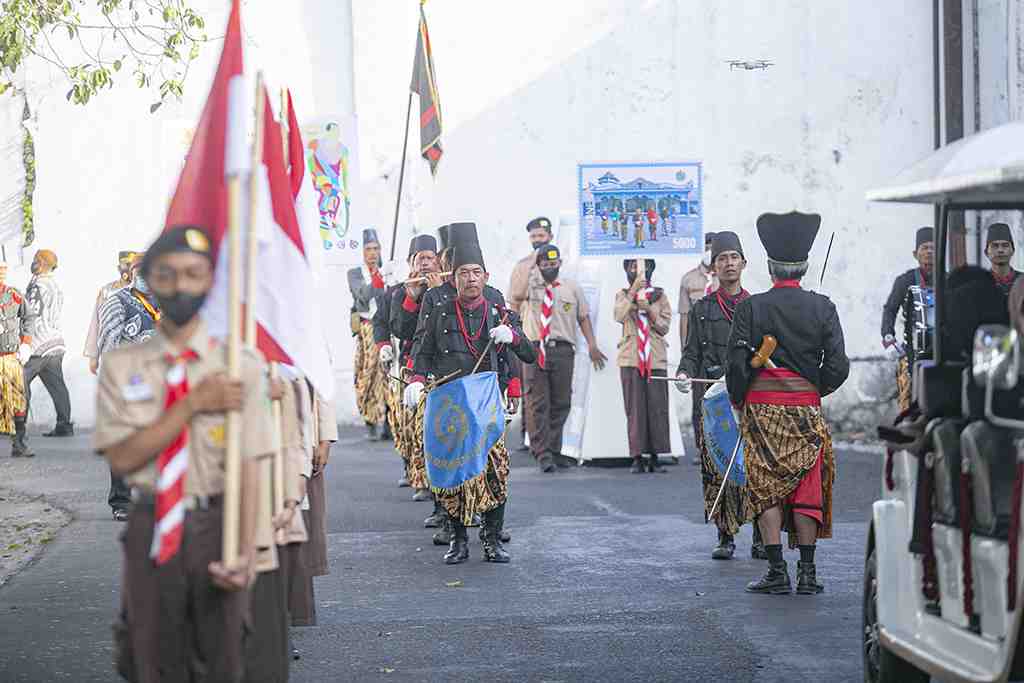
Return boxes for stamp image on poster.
[577,162,703,257]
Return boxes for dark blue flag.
[424,371,505,492]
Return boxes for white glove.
[489,324,515,345]
[674,372,692,394]
[17,344,31,365]
[403,381,424,409]
[378,344,394,367]
[381,260,400,287]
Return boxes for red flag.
[163,0,246,258]
[253,86,333,399]
[286,92,305,199]
[410,5,442,176]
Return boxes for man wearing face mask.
[84,251,138,375]
[678,232,719,352]
[616,258,673,473]
[96,226,272,681]
[97,253,161,521]
[24,249,73,437]
[521,245,606,472]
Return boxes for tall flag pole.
[161,0,247,566]
[390,0,443,260]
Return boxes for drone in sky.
[725,59,774,71]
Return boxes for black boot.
[424,499,446,528]
[537,452,556,473]
[481,505,510,563]
[646,454,667,473]
[11,417,33,458]
[796,561,824,595]
[746,545,791,594]
[711,531,735,560]
[432,517,453,546]
[443,522,469,564]
[381,422,393,441]
[366,422,378,440]
[750,523,767,560]
[630,457,645,473]
[43,422,74,437]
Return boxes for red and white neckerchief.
[538,282,555,369]
[635,288,654,378]
[150,349,198,565]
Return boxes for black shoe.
[630,458,645,473]
[381,423,393,441]
[366,423,378,440]
[482,537,511,563]
[538,452,556,473]
[751,543,768,560]
[432,527,453,546]
[499,529,511,543]
[745,562,792,594]
[398,476,411,488]
[291,647,300,661]
[43,423,74,437]
[646,455,667,473]
[711,533,735,560]
[112,509,129,522]
[796,561,824,594]
[424,512,446,528]
[553,453,574,469]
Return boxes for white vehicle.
[864,121,1024,682]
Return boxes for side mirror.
[973,325,1020,390]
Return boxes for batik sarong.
[435,438,509,526]
[355,321,387,425]
[693,384,748,536]
[896,356,912,412]
[407,397,428,490]
[386,377,406,456]
[741,369,834,548]
[0,354,25,435]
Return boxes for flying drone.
[725,59,774,71]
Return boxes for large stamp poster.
[578,162,703,258]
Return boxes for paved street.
[0,425,880,682]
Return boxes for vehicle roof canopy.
[866,121,1024,206]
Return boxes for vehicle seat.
[929,418,963,526]
[961,421,1016,539]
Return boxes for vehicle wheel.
[863,547,930,682]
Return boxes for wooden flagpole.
[223,72,266,567]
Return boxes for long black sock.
[798,544,816,564]
[765,544,784,565]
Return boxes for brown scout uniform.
[521,266,589,459]
[244,373,309,683]
[95,321,273,683]
[614,288,673,458]
[677,263,718,347]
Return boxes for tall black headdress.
[987,222,1014,247]
[915,227,934,250]
[756,211,821,263]
[710,231,744,262]
[437,224,451,251]
[407,234,438,260]
[362,228,380,246]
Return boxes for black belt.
[533,339,573,349]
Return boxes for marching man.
[676,231,764,560]
[726,212,849,595]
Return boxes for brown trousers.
[243,569,288,683]
[283,541,315,627]
[524,341,575,458]
[115,502,248,683]
[620,367,671,458]
[303,473,328,577]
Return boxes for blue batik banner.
[424,371,506,492]
[701,383,746,486]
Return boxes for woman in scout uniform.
[95,227,273,683]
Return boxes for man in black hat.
[521,244,606,472]
[347,229,388,439]
[678,232,719,356]
[985,222,1020,294]
[881,227,934,411]
[380,233,443,502]
[675,231,764,560]
[727,212,849,596]
[406,237,535,564]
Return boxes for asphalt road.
[0,425,882,682]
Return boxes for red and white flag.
[285,91,325,285]
[250,86,333,400]
[163,0,247,258]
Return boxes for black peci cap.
[986,222,1014,247]
[710,231,744,263]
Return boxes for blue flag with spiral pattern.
[424,371,505,492]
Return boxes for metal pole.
[389,92,414,262]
